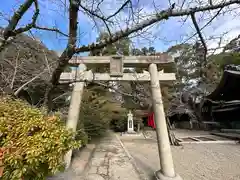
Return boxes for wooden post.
[64,64,86,169]
[149,64,182,180]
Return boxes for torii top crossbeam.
[69,54,173,68]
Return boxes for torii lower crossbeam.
[60,71,176,82]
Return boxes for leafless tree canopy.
[1,0,240,108]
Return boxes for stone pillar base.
[64,150,73,169]
[154,170,183,180]
[127,130,136,134]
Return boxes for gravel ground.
[144,129,217,139]
[120,132,240,180]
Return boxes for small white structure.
[127,110,135,133]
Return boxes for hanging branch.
[183,7,223,43]
[190,12,207,66]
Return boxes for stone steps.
[211,132,240,141]
[220,129,240,134]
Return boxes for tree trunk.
[167,117,180,146]
[43,83,54,112]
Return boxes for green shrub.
[77,89,113,141]
[79,101,110,140]
[0,96,80,180]
[110,117,127,132]
[75,126,89,146]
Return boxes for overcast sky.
[1,0,240,54]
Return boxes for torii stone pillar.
[64,64,86,169]
[149,63,182,180]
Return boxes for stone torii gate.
[60,55,182,180]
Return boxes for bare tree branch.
[190,12,207,63]
[0,0,39,52]
[79,4,112,22]
[75,5,175,53]
[13,0,39,34]
[10,50,20,89]
[75,0,240,53]
[61,79,149,108]
[106,0,131,20]
[209,0,213,6]
[33,25,69,37]
[80,5,112,36]
[14,68,49,96]
[42,49,51,75]
[52,92,70,102]
[2,0,36,39]
[93,81,135,97]
[183,7,223,43]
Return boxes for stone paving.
[84,132,141,180]
[48,131,142,180]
